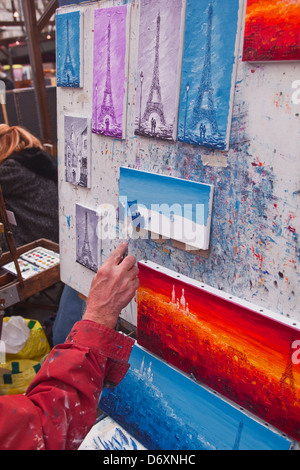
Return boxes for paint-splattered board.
[57,0,300,331]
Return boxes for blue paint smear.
[177,0,240,149]
[100,345,291,451]
[119,167,212,226]
[56,11,81,88]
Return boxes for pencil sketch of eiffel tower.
[280,338,296,393]
[191,4,219,140]
[97,21,118,136]
[137,12,168,138]
[62,20,76,86]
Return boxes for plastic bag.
[0,317,51,395]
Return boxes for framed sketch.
[64,115,91,188]
[75,204,98,272]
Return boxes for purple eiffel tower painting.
[92,5,130,140]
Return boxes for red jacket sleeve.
[0,320,134,450]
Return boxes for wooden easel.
[0,184,60,340]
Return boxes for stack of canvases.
[56,0,300,450]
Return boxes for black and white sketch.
[64,116,91,187]
[76,204,98,272]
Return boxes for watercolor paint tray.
[2,247,60,279]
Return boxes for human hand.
[83,242,139,329]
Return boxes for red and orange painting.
[243,0,300,61]
[137,261,300,441]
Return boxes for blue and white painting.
[79,416,146,450]
[119,167,214,250]
[99,344,292,450]
[56,11,82,88]
[177,0,241,150]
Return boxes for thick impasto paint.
[134,0,185,141]
[243,0,300,62]
[177,0,241,150]
[56,11,82,88]
[64,116,90,187]
[137,261,300,442]
[79,416,146,450]
[100,344,291,450]
[75,204,98,272]
[92,5,130,139]
[119,167,214,250]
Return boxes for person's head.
[0,124,43,163]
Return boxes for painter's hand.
[83,242,139,329]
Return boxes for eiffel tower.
[81,212,94,267]
[62,20,76,85]
[191,4,219,136]
[98,21,117,128]
[141,12,166,127]
[280,338,296,392]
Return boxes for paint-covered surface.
[100,344,292,450]
[243,0,300,62]
[177,0,241,150]
[137,261,300,442]
[92,5,130,139]
[57,1,300,340]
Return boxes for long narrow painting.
[92,5,130,140]
[177,0,241,150]
[64,116,91,188]
[56,11,83,88]
[119,167,214,250]
[243,0,300,62]
[100,344,291,450]
[134,0,185,141]
[137,260,300,442]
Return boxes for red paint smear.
[243,1,300,61]
[137,263,300,441]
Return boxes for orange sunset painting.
[137,261,300,441]
[243,0,300,61]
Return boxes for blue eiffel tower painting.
[177,0,241,150]
[56,11,82,88]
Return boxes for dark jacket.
[0,147,59,248]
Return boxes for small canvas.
[64,116,91,188]
[100,344,292,450]
[75,204,98,272]
[92,5,131,140]
[79,416,146,450]
[177,0,241,150]
[243,0,300,62]
[56,11,83,88]
[134,0,185,141]
[119,167,214,250]
[137,260,300,442]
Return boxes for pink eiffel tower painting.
[92,5,131,140]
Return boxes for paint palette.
[20,247,60,269]
[2,247,59,279]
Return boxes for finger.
[106,242,128,266]
[126,265,139,281]
[119,254,136,271]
